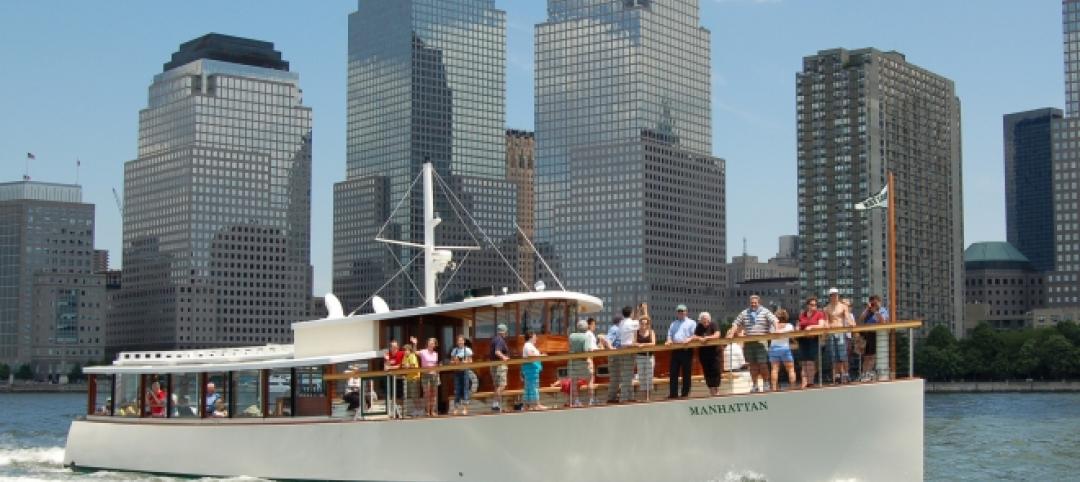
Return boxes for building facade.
[1049,1,1080,306]
[1004,108,1061,273]
[724,277,801,323]
[114,34,312,354]
[962,242,1045,334]
[0,181,106,378]
[507,129,536,285]
[796,48,964,336]
[334,0,521,314]
[535,0,725,333]
[727,254,799,288]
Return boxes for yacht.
[64,163,924,481]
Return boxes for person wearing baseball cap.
[664,304,696,399]
[489,323,511,411]
[824,288,852,384]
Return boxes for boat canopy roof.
[292,290,602,331]
[83,348,381,375]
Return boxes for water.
[1,392,1077,481]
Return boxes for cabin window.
[231,370,264,418]
[267,367,293,417]
[114,373,140,417]
[475,309,495,339]
[172,373,199,418]
[142,374,168,418]
[294,366,326,416]
[92,374,112,416]
[522,302,545,334]
[547,302,567,335]
[205,372,231,418]
[493,306,514,337]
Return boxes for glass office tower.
[114,34,312,354]
[535,0,726,333]
[1004,108,1061,274]
[335,0,520,313]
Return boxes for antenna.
[742,237,748,256]
[112,188,123,216]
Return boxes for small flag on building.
[26,152,35,160]
[854,185,888,210]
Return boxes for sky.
[0,0,1065,295]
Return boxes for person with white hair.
[692,312,722,396]
[567,319,595,407]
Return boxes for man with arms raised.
[728,295,778,393]
[824,288,853,384]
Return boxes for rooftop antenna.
[742,237,748,256]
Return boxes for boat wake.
[0,446,65,468]
[706,469,768,482]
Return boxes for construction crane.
[112,188,123,216]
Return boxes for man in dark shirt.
[489,324,511,412]
[692,312,722,395]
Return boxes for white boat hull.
[65,379,923,481]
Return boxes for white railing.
[115,344,295,366]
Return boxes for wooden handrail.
[325,320,923,381]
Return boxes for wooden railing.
[325,320,922,381]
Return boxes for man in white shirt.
[614,306,640,402]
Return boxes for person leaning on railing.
[665,304,697,399]
[797,297,827,389]
[401,343,421,418]
[728,295,778,393]
[568,319,594,407]
[634,315,656,401]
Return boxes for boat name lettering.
[688,401,768,417]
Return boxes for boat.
[65,163,924,481]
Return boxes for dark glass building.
[113,34,312,353]
[535,0,726,334]
[334,0,522,314]
[1004,108,1061,274]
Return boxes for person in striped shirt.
[728,295,779,393]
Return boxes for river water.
[1,392,1077,481]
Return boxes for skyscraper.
[113,34,312,354]
[1004,108,1061,273]
[334,0,520,314]
[0,180,106,377]
[535,0,726,332]
[796,48,964,335]
[1049,1,1080,306]
[507,129,536,286]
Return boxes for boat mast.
[423,162,436,307]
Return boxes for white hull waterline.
[65,380,923,482]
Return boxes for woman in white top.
[768,309,797,391]
[521,330,546,411]
[450,334,473,415]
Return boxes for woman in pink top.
[419,337,440,416]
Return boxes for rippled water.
[1,392,1077,481]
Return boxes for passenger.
[798,296,827,388]
[212,398,228,418]
[692,312,722,396]
[145,380,166,417]
[728,295,779,393]
[614,306,640,403]
[450,334,474,415]
[585,317,600,404]
[665,304,697,399]
[521,329,546,410]
[176,394,197,417]
[768,309,798,391]
[401,343,422,417]
[634,315,656,401]
[464,338,478,405]
[843,298,857,383]
[419,337,440,416]
[489,324,511,412]
[605,316,624,404]
[858,295,890,382]
[204,382,221,415]
[568,319,593,407]
[343,365,362,412]
[824,288,852,384]
[384,339,404,369]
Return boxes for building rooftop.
[164,33,289,72]
[964,242,1033,270]
[0,180,82,203]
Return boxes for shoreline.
[0,383,87,393]
[925,381,1080,393]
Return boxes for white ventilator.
[324,293,344,319]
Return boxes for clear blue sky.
[0,0,1064,295]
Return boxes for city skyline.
[0,0,1064,296]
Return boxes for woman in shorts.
[797,297,826,388]
[768,309,797,391]
[419,337,440,417]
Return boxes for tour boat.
[65,163,924,481]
